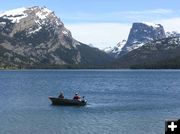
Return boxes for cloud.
[117,9,175,21]
[66,17,180,49]
[62,9,176,23]
[123,9,173,15]
[64,9,180,49]
[154,17,180,32]
[66,23,131,49]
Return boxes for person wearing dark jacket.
[58,91,64,99]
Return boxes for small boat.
[49,97,87,106]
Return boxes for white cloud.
[154,17,180,32]
[66,23,131,49]
[66,18,180,49]
[62,8,175,23]
[123,9,173,15]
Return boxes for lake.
[0,70,180,134]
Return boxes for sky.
[1,0,180,49]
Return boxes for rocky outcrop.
[106,22,166,58]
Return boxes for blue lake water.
[0,70,180,134]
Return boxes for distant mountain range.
[105,22,180,69]
[0,6,180,69]
[113,36,180,68]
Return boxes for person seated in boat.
[81,96,85,102]
[73,93,81,100]
[58,91,64,99]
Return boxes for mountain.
[0,6,112,68]
[113,35,180,69]
[106,22,166,58]
[104,40,126,58]
[166,31,180,38]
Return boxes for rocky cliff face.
[0,6,112,68]
[106,22,166,58]
[122,22,166,51]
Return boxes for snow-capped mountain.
[123,22,166,53]
[0,6,112,68]
[104,40,126,58]
[106,22,166,58]
[111,23,180,68]
[114,36,180,68]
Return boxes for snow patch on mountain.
[0,7,26,17]
[143,22,161,28]
[126,42,144,51]
[112,40,126,54]
[28,26,42,34]
[104,46,113,53]
[0,6,59,25]
[104,40,126,53]
[104,40,126,58]
[0,22,6,25]
[0,7,27,23]
[35,8,52,20]
[62,30,68,35]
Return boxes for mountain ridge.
[0,6,113,69]
[113,35,180,68]
[1,6,180,69]
[106,22,166,58]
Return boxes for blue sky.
[1,0,180,48]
